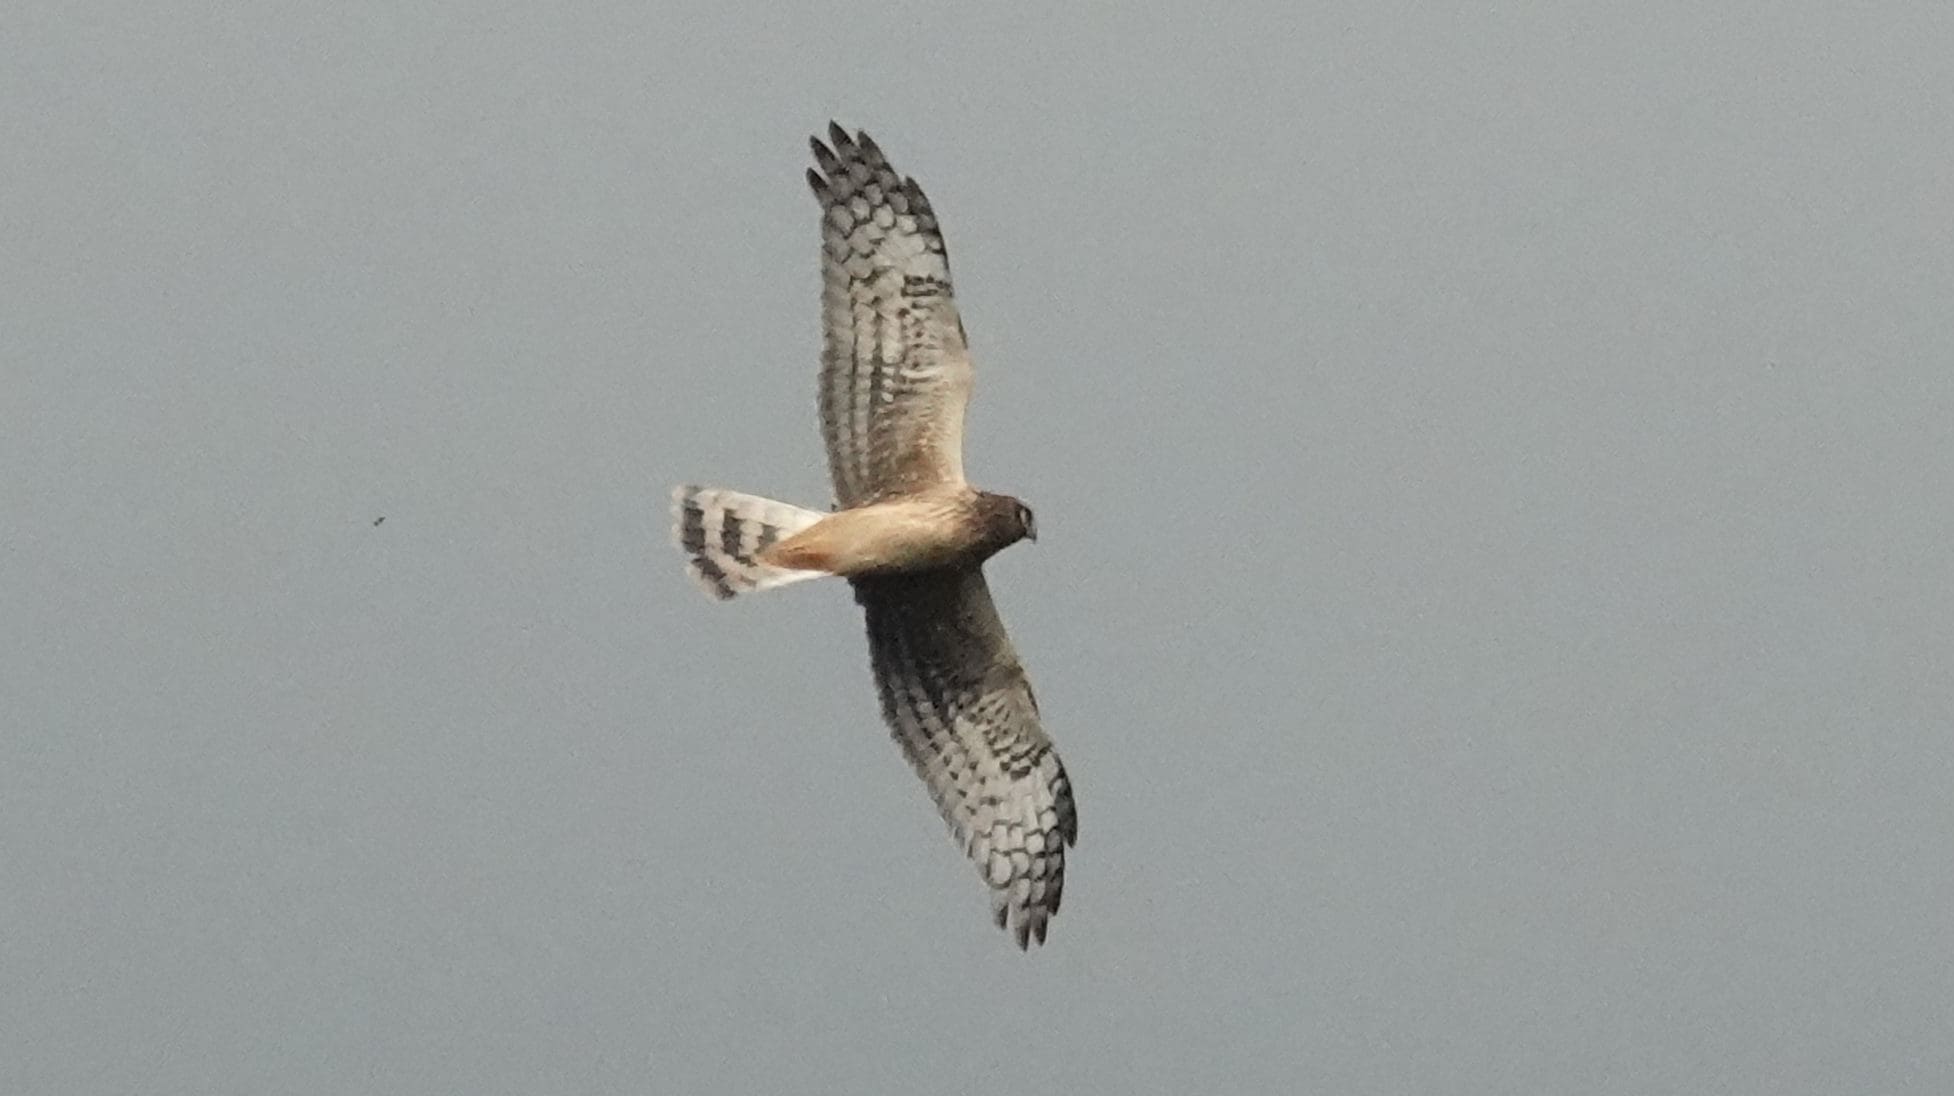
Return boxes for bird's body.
[673,123,1075,948]
[760,487,1030,577]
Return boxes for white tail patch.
[671,486,828,600]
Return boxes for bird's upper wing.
[808,123,974,508]
[853,567,1077,947]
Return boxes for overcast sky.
[7,3,1954,1093]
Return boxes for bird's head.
[977,491,1038,554]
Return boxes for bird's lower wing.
[853,567,1077,947]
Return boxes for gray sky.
[7,3,1954,1093]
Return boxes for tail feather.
[671,486,827,600]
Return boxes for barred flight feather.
[671,486,826,600]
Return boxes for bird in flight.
[673,123,1077,948]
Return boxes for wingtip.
[992,890,1056,950]
[807,135,842,191]
[855,129,884,165]
[903,176,934,216]
[1008,910,1050,950]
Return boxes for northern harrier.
[672,123,1077,948]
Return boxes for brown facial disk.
[976,491,1037,556]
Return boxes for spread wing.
[808,123,974,508]
[853,568,1077,948]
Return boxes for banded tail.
[671,486,827,600]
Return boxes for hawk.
[672,123,1077,948]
